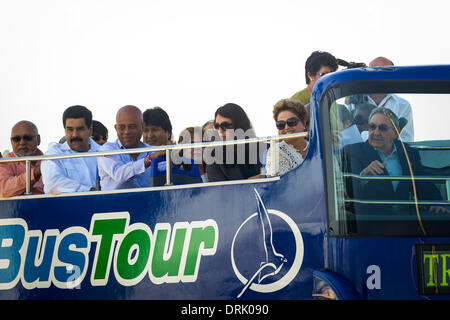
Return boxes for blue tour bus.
[0,65,449,300]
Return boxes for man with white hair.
[367,56,414,142]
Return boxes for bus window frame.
[320,79,450,238]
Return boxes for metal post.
[165,149,172,186]
[25,160,32,195]
[270,139,278,175]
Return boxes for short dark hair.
[143,107,173,136]
[63,105,93,128]
[214,103,253,133]
[92,120,108,140]
[305,51,338,84]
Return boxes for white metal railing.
[0,132,308,195]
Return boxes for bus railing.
[0,132,309,195]
[343,173,450,181]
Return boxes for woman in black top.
[206,103,263,182]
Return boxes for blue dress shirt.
[97,139,153,190]
[375,144,402,191]
[41,138,100,194]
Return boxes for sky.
[0,0,449,153]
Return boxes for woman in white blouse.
[264,99,308,177]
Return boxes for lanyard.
[381,96,392,108]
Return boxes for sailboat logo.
[231,189,304,298]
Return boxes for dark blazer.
[342,140,441,205]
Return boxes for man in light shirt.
[0,120,44,197]
[368,57,414,142]
[41,105,100,194]
[98,105,156,190]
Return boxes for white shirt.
[367,94,414,142]
[264,141,304,177]
[97,139,152,190]
[41,138,100,194]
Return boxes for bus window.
[329,93,450,236]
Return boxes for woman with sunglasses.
[206,103,262,182]
[264,99,308,177]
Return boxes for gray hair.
[369,107,399,130]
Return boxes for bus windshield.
[328,92,450,237]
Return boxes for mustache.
[70,137,83,142]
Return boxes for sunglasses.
[92,135,106,142]
[10,135,37,143]
[214,121,233,131]
[276,117,300,130]
[368,123,392,132]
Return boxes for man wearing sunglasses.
[0,120,44,197]
[342,107,442,214]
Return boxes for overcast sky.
[1,0,449,153]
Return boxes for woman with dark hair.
[206,103,262,182]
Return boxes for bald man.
[0,121,44,197]
[367,57,414,142]
[97,105,156,190]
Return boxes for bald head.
[116,105,142,122]
[12,121,39,136]
[369,57,394,67]
[115,105,144,148]
[10,120,40,156]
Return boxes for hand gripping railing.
[0,132,309,195]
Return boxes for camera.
[337,59,368,105]
[337,58,367,69]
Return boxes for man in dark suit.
[342,107,443,214]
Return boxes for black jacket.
[342,140,441,210]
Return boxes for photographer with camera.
[291,51,339,106]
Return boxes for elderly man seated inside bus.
[341,107,448,216]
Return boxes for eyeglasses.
[276,117,300,130]
[10,135,37,143]
[368,123,392,132]
[214,121,233,131]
